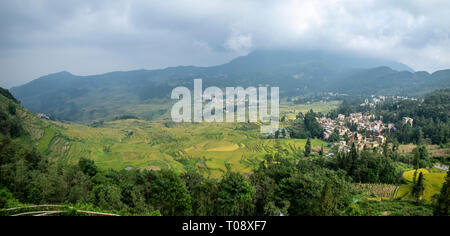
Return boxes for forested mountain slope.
[10,50,450,123]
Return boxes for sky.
[1,0,450,88]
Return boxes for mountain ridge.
[11,49,415,87]
[9,50,450,123]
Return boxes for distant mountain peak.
[35,71,75,81]
[227,49,414,72]
[49,71,73,76]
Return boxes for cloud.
[224,31,253,55]
[0,0,450,87]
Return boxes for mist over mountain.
[221,50,414,73]
[10,50,450,123]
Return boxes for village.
[359,94,421,108]
[318,112,414,153]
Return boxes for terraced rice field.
[32,119,328,178]
[11,97,335,178]
[396,168,446,203]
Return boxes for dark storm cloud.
[1,0,449,88]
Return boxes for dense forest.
[378,89,449,146]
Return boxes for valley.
[1,51,449,217]
[13,94,333,178]
[2,0,450,222]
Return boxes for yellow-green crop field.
[396,168,446,203]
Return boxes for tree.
[8,103,16,115]
[250,171,276,216]
[27,187,42,204]
[413,154,420,170]
[382,140,390,158]
[348,143,359,176]
[319,145,324,156]
[148,170,192,216]
[304,138,311,157]
[272,167,352,216]
[392,139,399,152]
[78,158,98,177]
[0,187,18,209]
[194,179,219,216]
[416,128,424,145]
[413,170,418,185]
[319,183,333,216]
[92,184,125,211]
[434,169,449,216]
[182,171,218,216]
[412,172,425,203]
[217,171,255,216]
[412,145,431,169]
[0,110,22,138]
[304,110,324,138]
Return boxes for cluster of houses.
[318,112,414,152]
[360,95,421,108]
[37,113,50,120]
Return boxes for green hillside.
[2,87,447,216]
[10,50,450,123]
[1,92,329,178]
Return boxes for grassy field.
[280,100,341,120]
[396,168,446,203]
[399,144,450,157]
